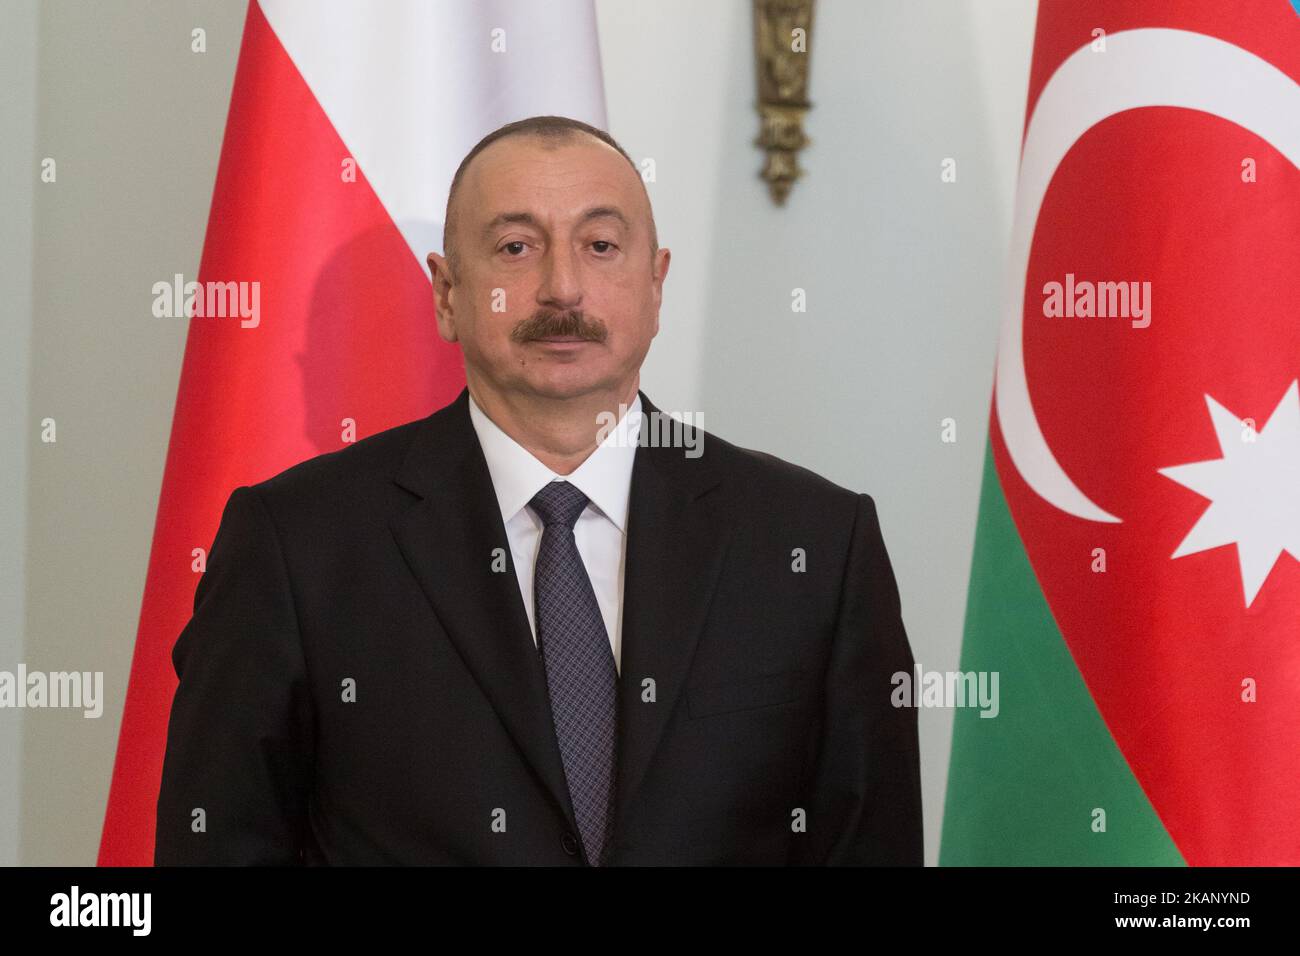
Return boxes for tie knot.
[529,480,589,529]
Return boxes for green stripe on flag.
[939,437,1184,865]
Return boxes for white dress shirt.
[467,391,642,675]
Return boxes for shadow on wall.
[297,222,463,456]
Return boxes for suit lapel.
[388,388,579,833]
[388,387,734,860]
[612,391,733,851]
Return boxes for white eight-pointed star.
[1158,380,1300,608]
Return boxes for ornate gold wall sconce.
[752,0,815,205]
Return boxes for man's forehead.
[463,135,641,212]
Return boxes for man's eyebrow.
[579,206,630,229]
[480,206,631,239]
[481,211,537,238]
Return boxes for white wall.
[0,0,40,869]
[2,0,1037,865]
[598,0,1036,864]
[13,0,242,866]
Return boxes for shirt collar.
[467,390,642,533]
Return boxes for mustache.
[511,309,608,343]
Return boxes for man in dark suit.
[155,115,922,866]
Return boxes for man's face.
[428,135,670,405]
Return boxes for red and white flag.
[99,0,607,866]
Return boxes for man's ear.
[651,247,670,316]
[427,251,458,343]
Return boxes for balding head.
[441,115,657,281]
[424,114,670,420]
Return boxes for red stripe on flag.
[98,0,463,866]
[1000,1,1300,864]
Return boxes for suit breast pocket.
[686,668,806,719]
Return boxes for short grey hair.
[441,115,657,278]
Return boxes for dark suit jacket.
[154,388,922,865]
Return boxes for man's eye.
[591,240,617,254]
[501,241,527,256]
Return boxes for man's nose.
[537,244,582,308]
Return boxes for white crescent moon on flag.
[997,28,1300,523]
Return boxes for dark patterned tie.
[529,480,618,866]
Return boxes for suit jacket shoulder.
[707,431,866,506]
[249,412,431,510]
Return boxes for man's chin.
[517,369,621,403]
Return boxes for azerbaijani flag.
[942,0,1300,865]
[98,0,607,866]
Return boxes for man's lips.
[528,336,591,343]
